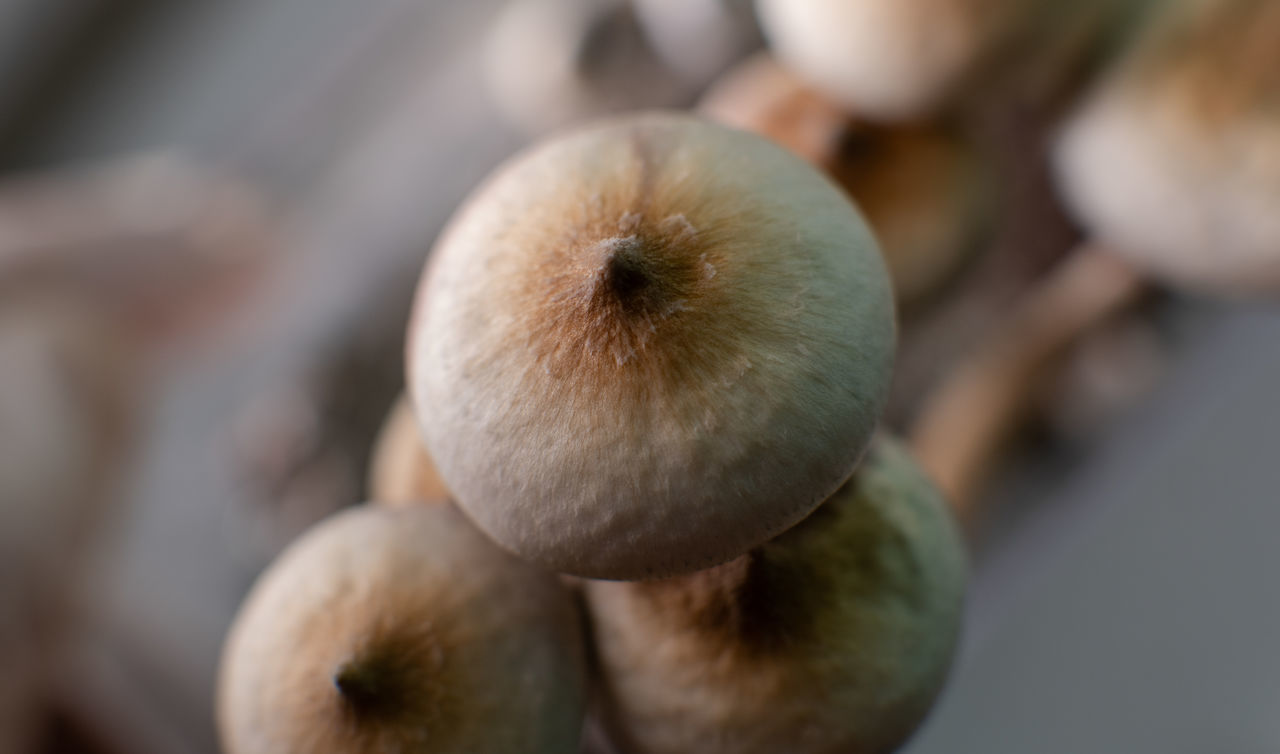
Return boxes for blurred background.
[1,1,1278,752]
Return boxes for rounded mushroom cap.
[217,504,587,754]
[368,394,450,506]
[409,112,895,580]
[755,0,1009,121]
[1054,0,1280,295]
[585,435,967,754]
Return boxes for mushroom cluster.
[216,0,1280,750]
[218,112,967,754]
[707,0,1280,511]
[211,0,1280,750]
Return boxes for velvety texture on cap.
[217,504,587,754]
[409,112,894,579]
[585,435,967,754]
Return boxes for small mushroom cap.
[217,504,587,754]
[697,52,852,169]
[631,0,762,82]
[367,394,450,506]
[585,435,967,754]
[409,112,895,579]
[755,0,1013,121]
[1054,0,1280,294]
[483,0,689,134]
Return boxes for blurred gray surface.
[908,301,1280,753]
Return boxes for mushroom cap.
[755,0,1010,121]
[698,54,990,308]
[630,0,761,82]
[217,504,587,754]
[368,394,450,506]
[408,111,895,579]
[483,0,689,134]
[1054,0,1280,294]
[585,435,967,754]
[697,52,852,169]
[830,124,988,308]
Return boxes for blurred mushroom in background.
[0,153,275,753]
[630,0,761,84]
[483,0,693,134]
[699,52,994,313]
[754,0,1028,122]
[1054,0,1280,295]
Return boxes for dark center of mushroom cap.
[594,234,670,314]
[331,634,450,731]
[525,216,713,375]
[334,658,404,718]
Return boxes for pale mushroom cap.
[631,0,761,82]
[217,504,587,754]
[697,52,852,168]
[585,435,967,754]
[368,394,450,506]
[1054,0,1280,294]
[755,0,1011,120]
[409,112,895,579]
[484,0,687,135]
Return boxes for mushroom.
[367,394,450,505]
[1054,0,1280,295]
[914,0,1280,518]
[217,503,588,754]
[407,112,895,579]
[584,435,967,754]
[484,0,690,134]
[699,54,992,310]
[698,52,850,169]
[754,0,1025,121]
[630,0,762,84]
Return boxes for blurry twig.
[910,247,1147,525]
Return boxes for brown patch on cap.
[331,626,452,733]
[1136,0,1280,130]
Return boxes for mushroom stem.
[909,245,1146,524]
